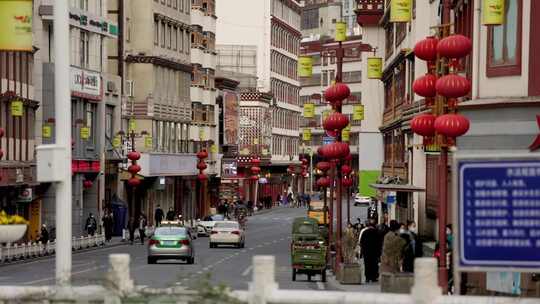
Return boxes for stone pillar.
[411,258,442,304]
[249,255,277,304]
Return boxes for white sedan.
[209,221,245,248]
[354,194,373,206]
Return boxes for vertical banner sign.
[210,144,218,153]
[0,0,33,51]
[302,128,312,141]
[80,127,90,140]
[342,129,350,142]
[112,135,122,148]
[353,105,364,121]
[298,56,313,77]
[144,136,153,148]
[42,125,52,138]
[11,100,23,116]
[367,57,383,79]
[482,0,505,25]
[390,0,412,23]
[303,103,315,118]
[199,128,205,140]
[335,21,347,42]
[128,119,136,132]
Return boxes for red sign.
[529,115,540,152]
[72,160,100,174]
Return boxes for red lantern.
[434,113,470,138]
[435,74,471,99]
[128,164,141,175]
[251,166,261,174]
[323,112,349,132]
[414,36,439,61]
[324,82,350,104]
[127,151,141,161]
[197,173,208,181]
[197,162,207,170]
[301,158,308,165]
[250,175,259,181]
[0,128,4,138]
[83,180,93,189]
[316,176,331,188]
[345,153,353,162]
[197,150,208,159]
[251,158,261,166]
[324,142,350,159]
[316,161,331,172]
[437,34,472,59]
[128,177,141,187]
[413,74,437,98]
[317,146,325,157]
[326,129,339,138]
[411,113,436,137]
[342,177,354,187]
[341,165,352,175]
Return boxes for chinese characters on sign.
[0,0,33,51]
[458,159,540,268]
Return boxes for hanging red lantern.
[251,157,261,166]
[197,173,208,181]
[342,177,354,187]
[0,128,4,138]
[127,151,141,161]
[128,164,141,175]
[413,74,437,98]
[324,142,350,159]
[345,153,353,162]
[197,150,209,159]
[437,34,472,59]
[434,113,470,138]
[301,158,308,165]
[323,112,349,132]
[341,165,352,175]
[251,166,261,174]
[326,129,339,138]
[324,82,350,104]
[317,146,325,157]
[436,74,471,98]
[128,177,141,187]
[316,176,331,188]
[411,113,436,137]
[250,175,259,181]
[316,161,331,172]
[414,36,439,61]
[197,162,207,170]
[83,180,93,189]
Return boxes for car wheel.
[147,257,156,264]
[209,242,214,248]
[307,274,312,282]
[241,242,245,248]
[292,269,296,281]
[321,270,327,282]
[187,256,195,264]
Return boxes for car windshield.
[211,214,225,221]
[154,227,187,236]
[215,222,239,229]
[297,224,316,234]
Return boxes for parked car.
[354,194,373,206]
[209,221,245,248]
[307,200,330,226]
[197,214,226,236]
[147,226,194,264]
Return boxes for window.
[395,62,406,105]
[487,0,522,77]
[385,24,394,59]
[161,22,165,47]
[167,24,172,49]
[173,26,178,50]
[384,133,392,163]
[85,103,96,146]
[179,0,183,11]
[105,106,114,141]
[301,8,319,30]
[173,0,177,9]
[384,77,393,111]
[79,0,88,10]
[80,31,89,68]
[154,19,159,45]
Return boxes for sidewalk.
[326,270,381,293]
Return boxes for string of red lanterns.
[127,151,141,187]
[197,150,208,181]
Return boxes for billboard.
[223,91,239,145]
[0,0,33,51]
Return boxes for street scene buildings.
[0,0,540,301]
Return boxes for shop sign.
[367,57,383,79]
[298,56,313,77]
[302,128,312,141]
[0,0,33,51]
[68,11,118,38]
[42,125,52,138]
[353,105,364,121]
[303,103,315,118]
[390,0,412,23]
[80,126,90,140]
[144,136,153,148]
[425,142,441,154]
[482,0,505,25]
[342,129,350,142]
[210,144,218,153]
[11,99,24,116]
[323,136,335,145]
[70,67,101,98]
[112,135,121,148]
[17,188,32,203]
[386,191,397,204]
[128,119,136,132]
[335,21,347,42]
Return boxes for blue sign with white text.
[458,159,540,268]
[323,136,335,145]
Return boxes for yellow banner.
[42,125,52,138]
[335,21,347,42]
[210,144,218,153]
[482,0,504,25]
[367,57,383,79]
[303,103,315,118]
[298,56,313,77]
[390,0,412,23]
[112,135,122,148]
[145,136,153,148]
[199,128,205,140]
[342,129,350,142]
[11,100,23,117]
[262,148,269,156]
[128,119,136,132]
[253,138,259,145]
[353,105,365,121]
[302,128,312,141]
[0,0,33,51]
[241,148,250,155]
[80,127,91,140]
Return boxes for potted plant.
[0,210,29,243]
[338,227,362,284]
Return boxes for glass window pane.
[505,0,518,64]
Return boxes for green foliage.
[191,273,243,304]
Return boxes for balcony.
[191,48,204,65]
[191,8,216,34]
[355,0,384,26]
[191,86,204,103]
[202,89,217,106]
[202,52,216,70]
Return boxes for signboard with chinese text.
[145,136,153,149]
[70,67,102,99]
[302,128,311,141]
[112,135,121,148]
[335,21,347,42]
[353,105,364,121]
[0,0,33,51]
[303,103,315,118]
[42,125,52,138]
[482,0,504,25]
[390,0,412,23]
[455,155,540,271]
[298,56,313,77]
[323,136,335,145]
[223,91,239,145]
[80,127,90,140]
[11,100,23,116]
[367,57,383,79]
[128,119,136,132]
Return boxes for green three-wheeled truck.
[290,217,327,282]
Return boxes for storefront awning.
[369,183,425,192]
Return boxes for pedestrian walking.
[380,220,406,273]
[38,224,49,244]
[399,223,415,273]
[102,210,114,242]
[166,207,175,221]
[127,217,136,245]
[359,219,381,282]
[138,214,147,245]
[85,213,97,236]
[154,205,164,227]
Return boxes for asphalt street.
[0,202,368,291]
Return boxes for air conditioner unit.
[126,80,134,97]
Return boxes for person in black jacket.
[38,224,49,244]
[166,207,175,221]
[154,205,164,227]
[85,213,97,236]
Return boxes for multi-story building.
[301,0,360,37]
[217,0,302,195]
[108,0,196,222]
[35,0,121,236]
